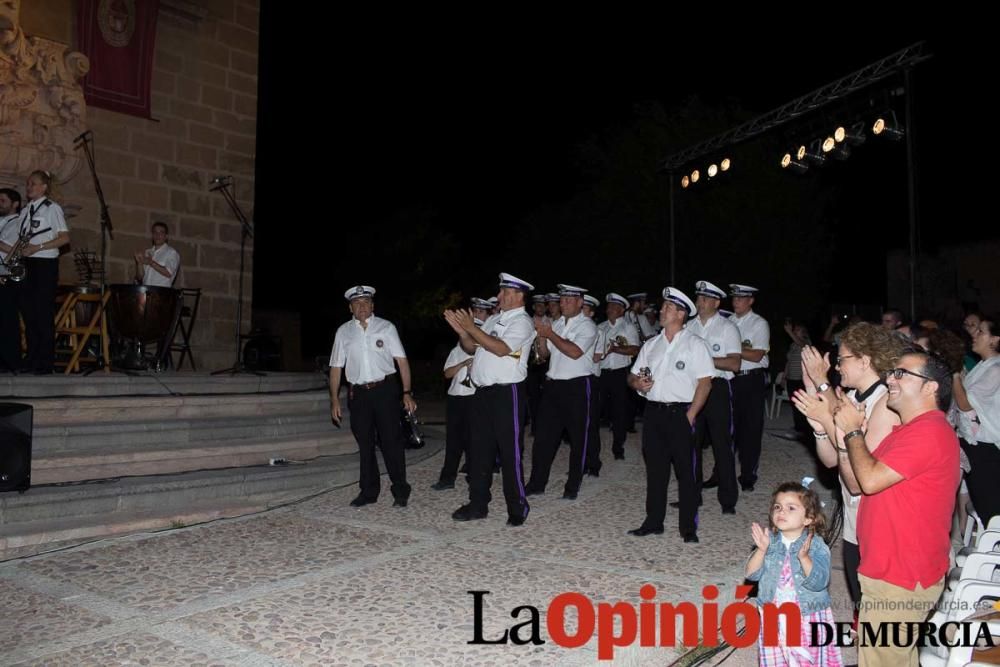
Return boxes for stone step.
[0,439,443,560]
[0,371,328,399]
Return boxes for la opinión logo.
[468,586,997,661]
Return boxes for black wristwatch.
[817,382,831,393]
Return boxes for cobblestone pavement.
[0,414,859,666]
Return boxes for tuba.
[0,225,51,285]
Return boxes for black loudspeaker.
[0,402,32,493]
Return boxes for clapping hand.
[751,522,771,551]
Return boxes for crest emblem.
[98,0,136,47]
[375,339,384,348]
[490,330,498,337]
[742,339,752,347]
[712,343,721,352]
[676,360,686,370]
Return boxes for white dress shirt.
[444,343,475,397]
[731,310,770,370]
[598,317,641,371]
[685,312,742,380]
[0,214,18,275]
[545,312,598,380]
[141,243,181,287]
[470,308,536,386]
[632,328,714,403]
[17,198,68,259]
[959,356,1000,445]
[329,315,406,384]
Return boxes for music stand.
[209,176,263,377]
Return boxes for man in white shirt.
[582,294,604,476]
[432,305,481,491]
[444,273,536,525]
[524,284,598,500]
[597,292,641,460]
[329,285,416,508]
[134,222,180,287]
[686,281,742,513]
[728,283,770,492]
[627,287,713,543]
[0,188,22,372]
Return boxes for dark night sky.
[251,21,992,360]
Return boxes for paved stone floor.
[0,413,859,666]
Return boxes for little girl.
[745,482,842,666]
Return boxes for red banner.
[77,0,160,118]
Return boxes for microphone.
[73,130,93,143]
[210,175,232,184]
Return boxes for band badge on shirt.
[490,330,498,337]
[712,343,721,352]
[376,339,384,348]
[742,339,752,347]
[676,360,686,370]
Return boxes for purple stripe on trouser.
[581,377,591,473]
[690,413,699,528]
[511,385,528,516]
[727,379,735,453]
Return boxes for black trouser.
[467,383,529,520]
[962,439,1000,525]
[527,375,592,495]
[843,539,862,610]
[599,366,630,455]
[732,369,767,487]
[695,377,738,509]
[641,402,698,535]
[16,257,58,372]
[785,378,810,434]
[584,373,602,473]
[526,363,546,434]
[348,380,410,502]
[438,394,473,484]
[0,282,21,371]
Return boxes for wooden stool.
[54,287,111,374]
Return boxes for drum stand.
[209,177,263,377]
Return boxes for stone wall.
[3,0,260,370]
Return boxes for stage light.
[720,158,731,172]
[822,136,836,153]
[797,139,827,165]
[835,121,867,146]
[690,169,700,183]
[873,111,904,140]
[681,175,690,188]
[707,163,718,178]
[781,152,809,174]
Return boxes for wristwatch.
[817,382,831,393]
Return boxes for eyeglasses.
[835,354,856,368]
[888,367,933,382]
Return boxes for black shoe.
[393,498,408,508]
[430,480,455,491]
[452,504,488,522]
[562,490,578,500]
[506,515,525,527]
[524,485,544,496]
[585,469,600,478]
[741,483,755,493]
[722,506,736,515]
[628,526,664,537]
[349,495,377,507]
[683,533,700,543]
[702,477,719,489]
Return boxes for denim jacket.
[745,530,832,614]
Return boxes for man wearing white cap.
[728,283,770,492]
[545,293,562,320]
[444,273,536,525]
[471,297,493,323]
[329,285,415,508]
[627,292,657,341]
[627,287,713,543]
[526,294,550,436]
[686,280,742,513]
[598,293,641,459]
[582,293,604,476]
[525,284,599,499]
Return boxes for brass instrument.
[459,358,475,388]
[0,225,50,285]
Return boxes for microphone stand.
[75,130,113,372]
[209,177,263,376]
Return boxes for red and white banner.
[77,0,160,118]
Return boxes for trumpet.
[0,225,50,285]
[459,359,475,388]
[607,335,628,351]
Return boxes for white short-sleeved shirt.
[627,309,656,340]
[329,315,406,385]
[840,383,889,543]
[17,198,68,259]
[444,343,475,397]
[598,317,641,371]
[471,308,536,387]
[589,323,605,377]
[141,243,181,287]
[731,310,770,370]
[632,328,714,403]
[685,312,743,379]
[0,214,19,273]
[959,356,1000,445]
[546,312,598,380]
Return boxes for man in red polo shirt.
[834,350,959,667]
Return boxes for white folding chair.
[769,371,790,419]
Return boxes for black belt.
[353,379,386,390]
[646,401,690,410]
[736,368,767,376]
[477,382,517,391]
